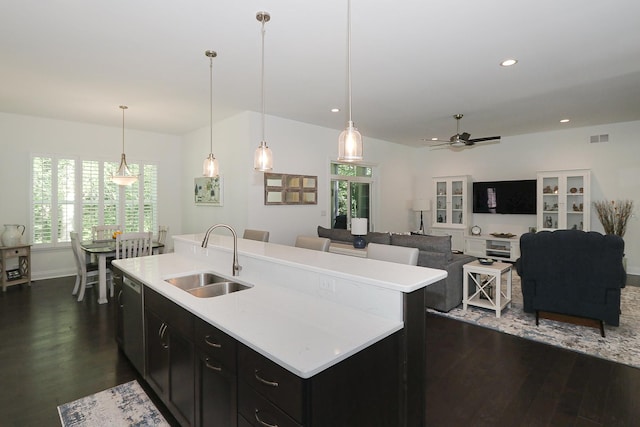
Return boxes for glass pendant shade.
[338,121,363,162]
[203,153,219,177]
[254,141,273,171]
[112,153,138,186]
[111,105,138,186]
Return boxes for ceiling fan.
[422,114,501,148]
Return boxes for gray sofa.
[318,226,476,312]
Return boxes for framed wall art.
[194,176,223,206]
[264,173,317,205]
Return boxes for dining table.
[81,239,164,304]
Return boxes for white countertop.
[113,236,446,379]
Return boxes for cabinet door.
[169,331,195,426]
[114,276,123,347]
[145,309,169,397]
[196,351,237,427]
[434,179,448,225]
[538,170,590,231]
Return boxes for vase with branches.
[593,199,634,237]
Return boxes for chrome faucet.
[201,223,242,276]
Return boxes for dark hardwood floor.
[2,277,639,426]
[0,276,179,427]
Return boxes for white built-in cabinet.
[537,169,590,232]
[431,175,471,252]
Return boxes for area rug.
[427,275,640,369]
[58,380,169,427]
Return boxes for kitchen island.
[113,233,447,426]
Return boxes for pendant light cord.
[347,0,353,124]
[261,18,266,142]
[120,105,127,154]
[210,55,214,153]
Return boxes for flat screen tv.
[473,179,537,214]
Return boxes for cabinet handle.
[204,357,222,372]
[254,410,278,427]
[204,335,222,348]
[254,369,279,387]
[159,323,169,349]
[117,290,123,308]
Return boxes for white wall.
[412,120,640,274]
[0,112,183,279]
[180,111,417,245]
[3,110,638,278]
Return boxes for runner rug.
[58,380,169,427]
[427,275,640,369]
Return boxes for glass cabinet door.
[435,180,447,224]
[537,170,590,231]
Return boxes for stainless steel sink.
[165,272,228,290]
[187,282,251,298]
[164,272,252,297]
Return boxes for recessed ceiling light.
[330,108,340,113]
[560,118,570,123]
[500,59,518,67]
[431,137,438,141]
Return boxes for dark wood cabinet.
[238,333,401,427]
[144,287,195,427]
[133,284,409,427]
[194,317,237,427]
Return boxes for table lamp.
[412,199,429,234]
[351,218,368,249]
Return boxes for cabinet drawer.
[144,287,194,339]
[194,317,236,372]
[239,380,302,427]
[2,247,28,257]
[238,344,304,423]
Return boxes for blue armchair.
[516,230,625,335]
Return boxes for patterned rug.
[427,275,640,369]
[58,380,169,427]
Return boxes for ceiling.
[2,1,640,147]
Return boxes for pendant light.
[111,105,138,186]
[337,0,363,162]
[203,50,220,177]
[253,11,273,171]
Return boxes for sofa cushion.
[391,234,453,261]
[317,226,353,244]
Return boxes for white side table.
[463,260,512,318]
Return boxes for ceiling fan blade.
[467,136,501,143]
[429,140,454,147]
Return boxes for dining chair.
[294,235,330,252]
[92,224,122,241]
[243,229,270,242]
[156,225,169,253]
[116,232,153,259]
[70,231,112,302]
[367,243,419,265]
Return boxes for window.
[330,162,373,230]
[31,154,158,247]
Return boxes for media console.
[464,235,520,262]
